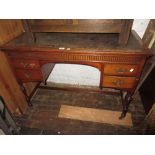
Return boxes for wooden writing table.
[0,30,149,119]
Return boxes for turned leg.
[27,98,33,107]
[119,91,133,119]
[44,80,47,85]
[20,84,33,107]
[33,32,36,42]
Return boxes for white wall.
[132,19,150,38]
[47,19,150,86]
[47,64,100,86]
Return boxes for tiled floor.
[14,85,146,135]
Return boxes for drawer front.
[10,59,40,69]
[103,76,136,89]
[104,64,139,76]
[15,69,43,81]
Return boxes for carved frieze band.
[41,53,142,63]
[7,51,143,63]
[52,54,141,63]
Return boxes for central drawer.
[104,64,139,76]
[14,69,43,81]
[103,76,136,89]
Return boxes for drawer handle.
[21,62,36,68]
[115,68,135,74]
[115,68,126,74]
[24,73,31,78]
[112,79,124,86]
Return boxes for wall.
[132,19,150,38]
[47,19,150,87]
[48,64,100,86]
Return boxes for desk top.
[1,31,148,54]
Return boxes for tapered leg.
[119,91,133,119]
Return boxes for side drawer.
[104,64,139,76]
[10,59,40,70]
[102,76,136,89]
[14,69,43,81]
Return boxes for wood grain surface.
[59,105,133,127]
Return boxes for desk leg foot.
[119,110,127,119]
[28,101,33,107]
[119,91,133,119]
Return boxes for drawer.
[14,69,43,81]
[104,64,139,76]
[10,59,40,69]
[103,76,136,89]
